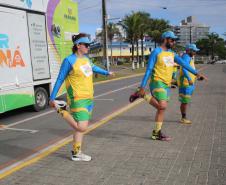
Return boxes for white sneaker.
[71,151,92,162]
[54,100,67,111]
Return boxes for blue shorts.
[179,85,195,103]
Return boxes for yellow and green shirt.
[50,54,109,101]
[140,47,198,88]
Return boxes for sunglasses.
[79,43,90,48]
[167,38,176,42]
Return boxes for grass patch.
[93,66,145,83]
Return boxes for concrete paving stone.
[1,65,226,185]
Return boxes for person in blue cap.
[49,33,114,161]
[178,43,204,124]
[135,31,207,141]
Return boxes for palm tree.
[122,12,170,69]
[208,32,219,60]
[148,18,170,48]
[97,23,121,65]
[122,12,141,69]
[136,12,151,66]
[196,32,226,60]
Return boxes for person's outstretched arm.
[92,64,110,75]
[89,59,110,76]
[174,54,197,75]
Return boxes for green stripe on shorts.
[150,81,170,101]
[70,99,94,122]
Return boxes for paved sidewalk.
[1,65,226,185]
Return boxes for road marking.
[0,99,144,179]
[2,81,139,129]
[95,99,114,101]
[0,127,38,134]
[1,111,55,129]
[94,73,143,85]
[94,82,139,98]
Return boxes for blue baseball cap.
[186,43,200,52]
[74,37,91,45]
[161,31,178,40]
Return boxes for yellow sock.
[73,142,81,154]
[155,122,163,132]
[144,94,152,103]
[58,109,70,118]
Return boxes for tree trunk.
[141,35,144,68]
[131,40,135,70]
[141,35,144,62]
[136,39,139,69]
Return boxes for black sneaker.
[151,130,171,141]
[129,88,142,103]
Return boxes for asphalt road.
[0,75,142,169]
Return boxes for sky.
[77,0,226,39]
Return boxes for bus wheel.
[33,87,48,111]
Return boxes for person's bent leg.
[70,99,93,161]
[58,109,86,132]
[144,94,160,109]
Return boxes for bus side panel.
[0,7,34,113]
[0,94,4,113]
[0,87,34,113]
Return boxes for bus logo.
[68,8,72,15]
[0,34,25,68]
[0,34,9,48]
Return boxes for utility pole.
[102,0,109,71]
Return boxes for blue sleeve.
[182,55,192,81]
[92,65,109,75]
[140,49,158,88]
[50,58,72,100]
[174,55,197,75]
[89,59,109,75]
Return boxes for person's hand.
[188,80,194,86]
[49,100,56,109]
[197,73,207,81]
[137,87,145,97]
[109,71,115,77]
